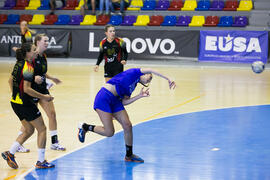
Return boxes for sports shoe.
[1,151,18,169]
[78,123,86,143]
[16,145,30,153]
[36,160,55,169]
[125,154,144,163]
[51,143,66,151]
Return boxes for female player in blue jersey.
[78,68,176,162]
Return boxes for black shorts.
[33,88,50,103]
[11,102,41,122]
[104,64,123,78]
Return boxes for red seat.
[13,0,28,10]
[62,0,77,10]
[168,0,183,11]
[223,0,238,11]
[94,15,110,25]
[17,14,33,24]
[148,15,163,26]
[0,14,8,24]
[42,14,58,25]
[203,16,219,27]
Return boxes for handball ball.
[251,61,265,74]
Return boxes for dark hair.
[105,24,114,32]
[34,33,47,46]
[16,42,32,61]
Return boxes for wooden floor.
[0,60,270,179]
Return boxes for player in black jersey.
[12,21,36,52]
[94,25,128,82]
[14,34,65,152]
[2,42,55,169]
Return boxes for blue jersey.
[107,68,144,99]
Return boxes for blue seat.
[54,15,70,25]
[38,0,50,10]
[108,15,122,26]
[217,16,233,27]
[4,14,19,24]
[141,0,156,10]
[161,15,177,26]
[195,0,210,11]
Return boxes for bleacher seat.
[161,15,177,26]
[155,0,170,10]
[38,0,50,10]
[189,15,205,26]
[80,15,96,25]
[168,0,183,11]
[203,15,219,26]
[13,0,28,9]
[237,0,253,11]
[181,0,197,11]
[195,0,210,11]
[133,15,149,26]
[69,15,83,25]
[28,14,45,24]
[42,14,58,25]
[224,0,238,11]
[2,0,16,9]
[17,14,33,24]
[4,14,19,24]
[127,0,143,10]
[141,0,156,10]
[0,14,8,24]
[108,15,122,26]
[148,15,163,26]
[63,0,77,10]
[25,0,41,10]
[217,16,233,26]
[232,16,248,27]
[120,15,137,26]
[210,0,224,11]
[175,15,191,26]
[94,15,110,25]
[54,15,70,25]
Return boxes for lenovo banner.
[199,30,268,63]
[70,29,199,60]
[0,28,70,57]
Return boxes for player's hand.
[168,79,176,89]
[12,47,18,52]
[52,77,62,84]
[121,60,126,65]
[140,87,150,97]
[94,65,99,72]
[35,76,43,84]
[44,94,54,102]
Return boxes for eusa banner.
[199,30,268,63]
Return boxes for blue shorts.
[93,87,125,113]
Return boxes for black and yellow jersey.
[96,37,128,66]
[31,53,48,92]
[11,60,34,104]
[21,30,32,44]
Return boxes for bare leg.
[16,120,35,145]
[113,110,132,146]
[39,99,57,131]
[94,109,115,137]
[29,116,47,149]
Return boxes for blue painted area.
[24,105,270,180]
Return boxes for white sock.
[18,131,23,136]
[9,142,21,155]
[38,148,45,162]
[50,130,57,137]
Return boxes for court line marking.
[16,94,204,179]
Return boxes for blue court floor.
[23,105,270,180]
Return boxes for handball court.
[0,58,270,180]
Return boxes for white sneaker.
[46,79,54,90]
[51,143,66,151]
[16,145,30,153]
